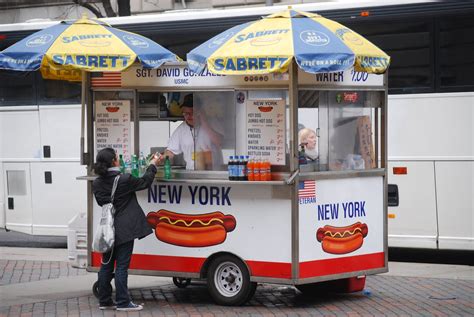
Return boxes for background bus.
[0,0,472,251]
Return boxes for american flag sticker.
[91,72,122,87]
[299,180,316,204]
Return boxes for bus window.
[349,20,433,93]
[439,15,474,90]
[37,76,81,105]
[0,70,36,106]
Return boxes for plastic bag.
[92,175,120,253]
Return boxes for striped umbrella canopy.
[187,9,390,75]
[0,16,179,81]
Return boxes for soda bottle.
[260,158,268,181]
[131,154,139,177]
[124,156,132,174]
[254,158,261,181]
[238,155,245,181]
[164,156,172,179]
[228,156,234,180]
[243,155,249,181]
[247,158,254,181]
[266,160,272,181]
[139,152,146,176]
[119,154,125,173]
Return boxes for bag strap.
[110,175,120,203]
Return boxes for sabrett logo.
[213,57,288,71]
[234,29,289,43]
[52,54,131,68]
[62,34,112,43]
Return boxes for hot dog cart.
[81,61,388,305]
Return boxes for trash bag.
[92,175,120,253]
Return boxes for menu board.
[95,100,131,157]
[246,99,286,165]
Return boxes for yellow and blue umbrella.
[0,16,179,81]
[187,9,389,75]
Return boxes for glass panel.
[7,170,26,196]
[319,91,379,171]
[0,70,36,106]
[298,90,320,171]
[194,92,234,171]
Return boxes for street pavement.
[0,247,472,316]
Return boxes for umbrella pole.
[80,70,87,167]
[288,60,298,173]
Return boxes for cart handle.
[286,170,299,185]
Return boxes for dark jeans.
[98,240,134,307]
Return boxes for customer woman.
[92,148,159,311]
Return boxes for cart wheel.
[92,281,100,299]
[173,277,192,288]
[207,254,254,306]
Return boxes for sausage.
[155,222,227,247]
[321,233,364,254]
[147,209,236,232]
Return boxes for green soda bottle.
[131,154,139,177]
[119,154,125,173]
[164,156,172,179]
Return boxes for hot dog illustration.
[316,222,368,254]
[258,106,273,112]
[105,106,120,112]
[146,209,236,247]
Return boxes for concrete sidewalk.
[1,246,473,308]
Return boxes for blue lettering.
[237,58,246,70]
[65,55,74,65]
[88,56,98,67]
[248,58,258,70]
[76,55,86,66]
[360,201,366,216]
[235,34,245,43]
[318,203,339,220]
[99,56,107,68]
[199,187,208,205]
[109,56,118,67]
[148,184,157,203]
[221,187,231,206]
[210,186,220,205]
[226,58,236,71]
[168,185,182,204]
[214,59,224,71]
[158,185,166,204]
[52,55,63,65]
[188,185,198,204]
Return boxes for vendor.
[159,94,224,170]
[298,128,319,162]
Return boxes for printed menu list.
[95,100,131,157]
[246,99,285,165]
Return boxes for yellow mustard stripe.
[159,216,224,227]
[326,228,362,238]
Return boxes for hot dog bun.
[146,209,236,247]
[316,222,368,254]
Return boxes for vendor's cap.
[180,94,193,108]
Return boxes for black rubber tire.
[92,281,100,299]
[207,254,253,306]
[173,277,192,288]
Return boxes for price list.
[95,100,131,157]
[246,99,285,165]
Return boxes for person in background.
[92,148,159,312]
[298,128,319,161]
[159,93,223,170]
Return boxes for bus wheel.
[92,281,100,299]
[207,254,254,306]
[173,277,191,288]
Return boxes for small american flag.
[298,180,316,198]
[91,72,122,87]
